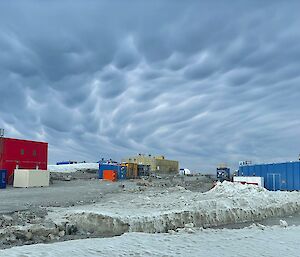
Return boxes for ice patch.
[48,163,99,173]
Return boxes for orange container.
[103,170,117,182]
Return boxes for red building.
[0,137,48,184]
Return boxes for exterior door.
[267,173,281,191]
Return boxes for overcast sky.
[1,1,300,172]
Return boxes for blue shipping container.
[99,164,118,179]
[99,164,126,180]
[0,169,7,189]
[239,161,300,191]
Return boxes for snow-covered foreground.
[48,163,98,173]
[2,225,300,257]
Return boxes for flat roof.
[1,137,48,144]
[240,161,300,166]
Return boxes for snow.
[45,181,300,235]
[209,180,267,194]
[47,163,99,173]
[1,225,300,257]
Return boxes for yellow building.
[122,154,179,174]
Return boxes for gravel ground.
[0,180,134,213]
[0,175,213,214]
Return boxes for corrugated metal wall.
[239,162,300,191]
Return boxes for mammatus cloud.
[1,1,300,172]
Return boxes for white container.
[13,169,50,188]
[233,176,264,187]
[179,168,191,175]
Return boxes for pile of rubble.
[0,209,85,249]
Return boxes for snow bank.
[209,181,267,195]
[48,163,99,173]
[2,225,300,257]
[47,182,300,235]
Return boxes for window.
[33,150,37,156]
[20,149,24,155]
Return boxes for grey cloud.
[184,60,217,80]
[113,36,140,70]
[1,1,300,171]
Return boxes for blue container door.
[0,170,7,189]
[266,173,281,191]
